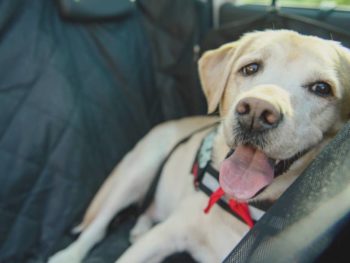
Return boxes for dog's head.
[199,30,350,202]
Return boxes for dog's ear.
[198,42,239,113]
[335,44,350,119]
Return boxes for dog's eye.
[307,82,333,97]
[240,63,260,76]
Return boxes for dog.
[48,30,350,263]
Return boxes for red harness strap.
[204,187,225,214]
[192,162,200,189]
[204,187,254,229]
[228,198,254,228]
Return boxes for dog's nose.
[236,97,282,131]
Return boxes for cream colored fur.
[48,30,350,263]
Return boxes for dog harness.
[140,123,266,228]
[192,128,266,228]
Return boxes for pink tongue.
[219,145,274,201]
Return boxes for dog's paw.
[71,224,84,235]
[129,215,153,244]
[48,245,83,263]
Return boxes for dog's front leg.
[48,118,217,263]
[48,125,181,263]
[47,176,141,263]
[116,196,222,263]
[116,214,188,263]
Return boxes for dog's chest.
[153,131,208,220]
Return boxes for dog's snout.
[236,97,282,131]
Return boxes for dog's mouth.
[219,145,308,201]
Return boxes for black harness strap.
[138,122,219,214]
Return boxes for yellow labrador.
[48,30,350,263]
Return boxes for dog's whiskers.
[232,125,268,149]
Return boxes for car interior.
[0,0,349,262]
